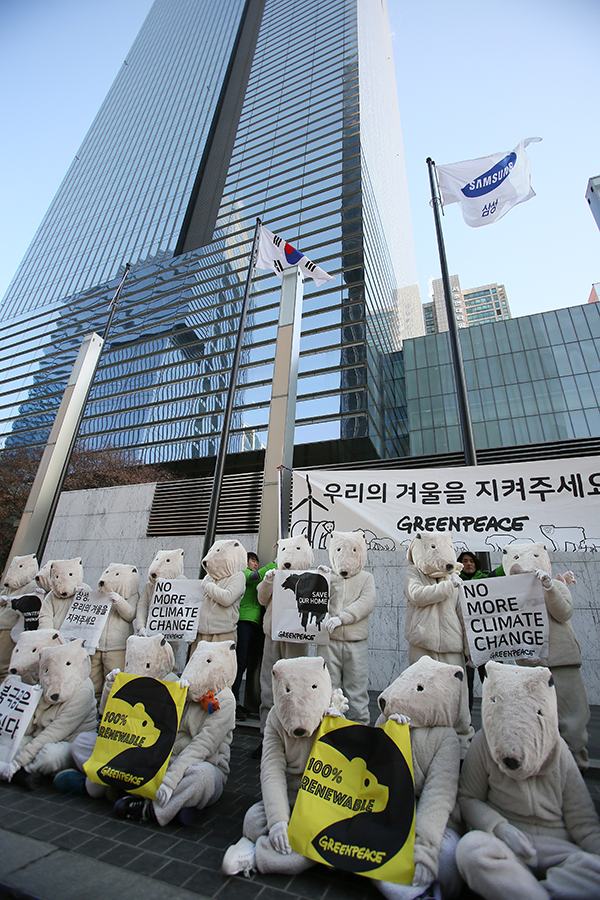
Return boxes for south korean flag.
[256,225,334,288]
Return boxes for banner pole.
[426,158,477,467]
[201,217,262,570]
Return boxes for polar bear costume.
[456,661,600,900]
[0,554,40,678]
[257,536,313,731]
[375,657,464,900]
[503,542,590,769]
[1,639,96,782]
[8,629,65,685]
[135,548,185,635]
[322,530,375,725]
[404,532,473,755]
[38,558,91,631]
[189,540,247,654]
[115,639,237,825]
[222,656,347,876]
[91,563,140,701]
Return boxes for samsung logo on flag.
[461,152,517,198]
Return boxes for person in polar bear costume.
[56,632,177,797]
[8,629,65,685]
[0,554,40,678]
[222,656,348,876]
[189,540,248,655]
[502,542,590,770]
[257,536,315,733]
[114,639,236,826]
[375,657,464,900]
[0,639,96,787]
[38,558,91,631]
[404,532,473,755]
[456,661,600,900]
[134,548,185,635]
[34,560,54,595]
[90,563,140,702]
[322,530,375,725]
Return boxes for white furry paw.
[329,688,349,715]
[557,571,577,586]
[317,564,331,574]
[108,591,122,603]
[412,861,435,887]
[26,742,72,775]
[269,820,291,854]
[388,713,411,726]
[0,595,9,607]
[137,627,148,637]
[179,677,190,690]
[325,615,342,634]
[155,784,173,807]
[450,573,463,587]
[325,707,343,718]
[0,760,20,781]
[264,569,276,583]
[535,569,552,589]
[106,668,120,682]
[494,822,538,864]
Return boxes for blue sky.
[0,0,598,319]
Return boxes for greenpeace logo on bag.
[461,152,516,198]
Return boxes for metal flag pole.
[426,158,478,467]
[200,217,262,570]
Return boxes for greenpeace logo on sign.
[461,152,517,198]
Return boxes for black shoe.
[12,769,43,791]
[113,795,156,822]
[250,740,262,760]
[236,705,247,721]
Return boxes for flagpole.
[201,217,262,569]
[426,158,478,467]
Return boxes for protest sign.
[460,573,549,666]
[84,672,187,799]
[147,578,203,641]
[0,675,43,766]
[288,716,415,883]
[271,569,330,644]
[60,589,111,652]
[292,456,600,554]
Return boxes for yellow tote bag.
[288,717,415,883]
[84,673,187,800]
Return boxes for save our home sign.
[291,455,600,554]
[459,573,549,666]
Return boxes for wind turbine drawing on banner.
[290,475,329,546]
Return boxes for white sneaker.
[222,836,257,876]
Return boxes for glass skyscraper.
[0,0,421,467]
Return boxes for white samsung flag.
[256,226,334,287]
[436,137,542,227]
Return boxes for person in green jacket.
[458,551,490,711]
[233,553,275,720]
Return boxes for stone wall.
[46,483,600,702]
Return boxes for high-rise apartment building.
[0,0,421,467]
[423,276,510,333]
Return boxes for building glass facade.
[401,303,600,456]
[0,0,420,466]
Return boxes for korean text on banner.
[0,676,43,769]
[288,716,415,882]
[460,573,549,666]
[271,569,330,644]
[148,578,203,642]
[291,457,600,554]
[436,137,541,227]
[84,672,187,800]
[60,589,112,652]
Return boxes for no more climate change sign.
[148,579,203,642]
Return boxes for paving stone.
[137,829,183,856]
[183,866,231,896]
[123,850,170,878]
[76,835,119,859]
[154,858,201,886]
[215,875,264,899]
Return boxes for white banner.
[460,573,548,665]
[0,676,43,765]
[60,589,112,653]
[148,579,203,642]
[271,569,330,644]
[291,457,600,555]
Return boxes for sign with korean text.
[292,457,600,554]
[271,569,330,644]
[288,716,415,882]
[148,579,203,642]
[84,672,187,800]
[60,589,111,652]
[460,573,549,665]
[0,676,43,766]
